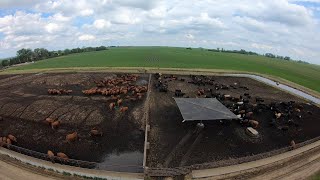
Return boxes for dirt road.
[192,140,320,180]
[0,159,57,180]
[249,149,320,180]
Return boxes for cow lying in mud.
[0,134,17,147]
[66,132,78,142]
[47,150,69,163]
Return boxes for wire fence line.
[1,143,144,171]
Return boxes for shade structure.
[173,98,239,122]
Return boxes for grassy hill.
[9,46,320,93]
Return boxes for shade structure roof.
[173,98,239,122]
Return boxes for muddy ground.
[0,73,147,172]
[0,72,319,172]
[147,75,320,168]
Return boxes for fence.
[2,143,97,169]
[146,136,320,177]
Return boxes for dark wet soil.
[147,75,320,168]
[0,72,147,172]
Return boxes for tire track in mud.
[79,109,97,127]
[56,105,83,121]
[8,105,23,117]
[45,103,70,119]
[0,74,35,88]
[0,102,10,112]
[17,102,36,118]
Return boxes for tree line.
[206,48,310,64]
[1,46,108,67]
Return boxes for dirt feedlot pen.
[0,72,319,175]
[147,74,320,169]
[0,73,148,173]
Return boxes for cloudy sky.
[0,0,320,64]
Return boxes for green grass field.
[9,46,320,93]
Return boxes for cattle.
[90,128,103,137]
[109,102,115,110]
[6,138,12,145]
[294,108,301,113]
[48,150,54,157]
[51,121,61,129]
[290,140,296,149]
[275,113,282,119]
[175,90,185,97]
[2,137,7,143]
[44,118,55,125]
[47,150,55,162]
[239,110,246,114]
[120,106,129,112]
[66,132,78,142]
[57,152,69,160]
[248,120,259,129]
[245,112,253,118]
[117,99,123,106]
[7,134,17,142]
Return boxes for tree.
[265,53,275,58]
[64,49,71,55]
[284,56,291,61]
[34,48,49,60]
[17,48,34,63]
[1,60,9,67]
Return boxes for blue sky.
[0,0,320,64]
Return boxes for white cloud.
[0,0,42,8]
[93,19,111,29]
[185,34,194,40]
[78,34,96,41]
[0,0,320,64]
[45,23,61,33]
[251,43,274,50]
[80,9,94,16]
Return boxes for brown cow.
[51,120,61,129]
[47,150,55,162]
[7,134,17,142]
[66,132,78,142]
[249,120,259,129]
[6,138,12,145]
[239,110,246,114]
[90,128,103,137]
[120,106,129,112]
[109,102,115,110]
[117,99,123,106]
[44,118,55,125]
[57,152,69,160]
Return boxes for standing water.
[225,74,320,104]
[96,151,144,172]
